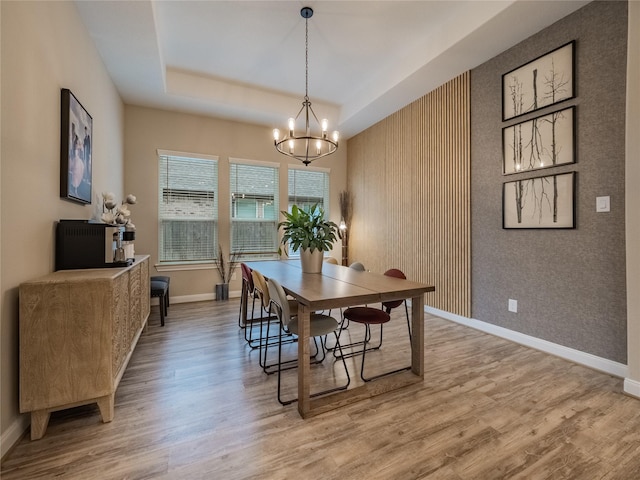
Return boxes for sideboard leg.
[30,410,51,440]
[96,394,114,423]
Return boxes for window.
[230,159,279,258]
[288,166,330,211]
[287,166,330,256]
[158,151,218,263]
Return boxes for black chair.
[150,279,169,326]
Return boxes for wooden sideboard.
[19,255,150,440]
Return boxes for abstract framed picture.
[60,88,92,204]
[503,172,576,229]
[503,106,575,175]
[502,41,575,121]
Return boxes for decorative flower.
[101,211,116,224]
[102,192,137,228]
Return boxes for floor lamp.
[339,220,348,266]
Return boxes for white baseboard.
[150,290,242,306]
[624,378,640,398]
[1,415,29,460]
[425,306,628,379]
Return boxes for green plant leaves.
[278,204,338,254]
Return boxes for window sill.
[155,262,216,272]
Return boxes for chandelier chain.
[305,14,309,100]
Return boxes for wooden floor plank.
[2,299,640,479]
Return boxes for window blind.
[158,154,218,262]
[288,167,330,211]
[230,161,279,257]
[286,167,330,256]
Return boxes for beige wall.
[124,105,347,301]
[1,1,124,456]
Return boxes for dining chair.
[334,267,412,380]
[382,268,412,341]
[267,277,350,405]
[238,263,260,347]
[252,269,296,373]
[324,256,339,264]
[342,305,411,382]
[331,261,368,342]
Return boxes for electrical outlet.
[508,299,518,313]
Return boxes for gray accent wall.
[471,0,628,363]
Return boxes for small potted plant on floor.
[278,204,338,273]
[214,246,242,300]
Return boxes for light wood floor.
[3,299,640,479]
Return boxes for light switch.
[596,196,610,212]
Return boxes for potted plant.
[278,204,338,273]
[214,245,242,300]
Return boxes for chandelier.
[273,7,339,166]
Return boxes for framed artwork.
[503,106,575,175]
[60,88,92,204]
[502,41,575,121]
[503,172,576,229]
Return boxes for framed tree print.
[503,172,576,229]
[60,88,92,204]
[502,41,575,121]
[503,106,575,174]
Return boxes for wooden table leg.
[411,294,425,377]
[297,304,311,417]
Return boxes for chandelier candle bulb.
[273,129,280,141]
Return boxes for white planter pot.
[300,248,324,273]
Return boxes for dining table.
[243,259,435,418]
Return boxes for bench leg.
[160,293,165,326]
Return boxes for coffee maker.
[55,220,133,270]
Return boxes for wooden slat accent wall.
[346,72,470,317]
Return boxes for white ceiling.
[74,0,589,139]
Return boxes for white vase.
[300,248,324,273]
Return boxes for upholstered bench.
[150,277,170,326]
[150,275,170,307]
